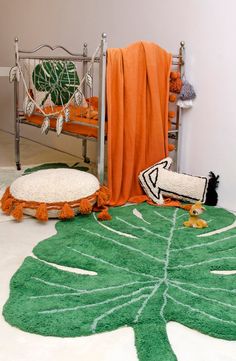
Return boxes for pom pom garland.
[169,94,177,102]
[169,71,182,94]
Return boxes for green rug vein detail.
[3,203,236,361]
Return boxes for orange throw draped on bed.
[107,42,172,206]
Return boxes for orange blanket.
[107,42,172,206]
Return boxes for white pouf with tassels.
[1,169,110,221]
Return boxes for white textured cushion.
[139,157,208,204]
[10,169,100,203]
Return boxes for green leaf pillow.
[32,60,80,106]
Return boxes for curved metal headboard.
[16,40,85,57]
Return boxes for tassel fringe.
[59,203,75,220]
[97,207,112,221]
[1,187,11,209]
[36,203,48,222]
[2,198,14,215]
[11,203,24,221]
[1,186,112,222]
[97,186,110,207]
[94,186,112,221]
[80,198,92,214]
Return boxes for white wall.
[0,0,235,210]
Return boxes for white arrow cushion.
[139,158,208,205]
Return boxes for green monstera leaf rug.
[3,203,236,361]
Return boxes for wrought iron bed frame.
[12,34,185,185]
[13,33,107,184]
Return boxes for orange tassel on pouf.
[97,186,110,207]
[36,203,48,222]
[2,198,14,215]
[79,198,92,214]
[97,207,112,221]
[100,185,110,196]
[11,203,24,221]
[0,185,112,222]
[97,193,107,207]
[1,187,11,209]
[59,203,74,220]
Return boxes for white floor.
[0,130,236,361]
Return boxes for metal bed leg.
[15,120,21,171]
[82,139,90,163]
[176,41,185,173]
[82,43,90,164]
[97,33,107,185]
[14,37,21,171]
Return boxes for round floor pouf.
[1,169,110,221]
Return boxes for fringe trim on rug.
[1,186,111,222]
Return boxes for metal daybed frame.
[12,34,185,185]
[13,33,107,184]
[171,40,185,172]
